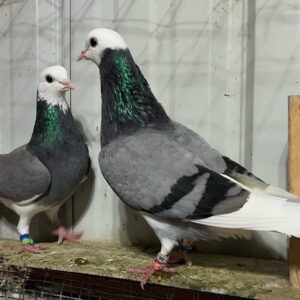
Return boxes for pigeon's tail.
[262,184,299,200]
[222,172,299,200]
[193,191,300,238]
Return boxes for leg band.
[156,252,169,264]
[179,245,192,254]
[20,234,34,245]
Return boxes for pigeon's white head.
[38,65,74,112]
[77,28,127,65]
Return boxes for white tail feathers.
[263,185,300,201]
[193,191,300,238]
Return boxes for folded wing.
[99,129,249,221]
[0,145,51,205]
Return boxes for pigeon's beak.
[60,80,75,90]
[77,50,87,62]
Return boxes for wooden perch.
[288,95,300,288]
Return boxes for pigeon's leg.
[17,215,46,254]
[47,205,83,244]
[127,238,177,289]
[53,226,83,244]
[169,239,193,266]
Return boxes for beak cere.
[77,50,87,62]
[60,80,75,90]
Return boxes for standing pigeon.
[0,66,90,253]
[78,28,300,287]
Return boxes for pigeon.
[77,28,300,287]
[0,65,90,253]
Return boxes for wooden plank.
[288,95,300,288]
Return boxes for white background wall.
[1,0,300,260]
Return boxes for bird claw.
[17,244,46,254]
[53,226,82,244]
[127,259,175,289]
[169,251,192,267]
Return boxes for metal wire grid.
[0,263,243,300]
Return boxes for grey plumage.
[0,66,89,249]
[100,127,249,220]
[79,28,300,286]
[171,121,297,199]
[0,145,50,204]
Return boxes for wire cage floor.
[0,264,246,300]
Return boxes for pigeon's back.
[170,121,227,173]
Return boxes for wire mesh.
[0,261,244,300]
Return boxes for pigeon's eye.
[90,37,98,48]
[46,75,53,83]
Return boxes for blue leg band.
[179,246,192,254]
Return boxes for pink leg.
[17,244,46,254]
[169,242,193,266]
[53,226,82,244]
[127,259,176,289]
[169,251,192,266]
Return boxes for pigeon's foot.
[127,259,175,289]
[17,244,46,254]
[169,245,192,266]
[169,251,192,266]
[53,226,82,244]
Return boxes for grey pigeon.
[0,66,90,253]
[78,28,300,287]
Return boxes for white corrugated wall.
[1,0,300,260]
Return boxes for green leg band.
[20,234,34,245]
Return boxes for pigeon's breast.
[37,139,89,207]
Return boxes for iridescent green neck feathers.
[28,95,77,152]
[100,49,169,146]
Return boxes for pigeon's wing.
[99,129,249,221]
[171,121,269,189]
[171,122,300,199]
[0,145,51,204]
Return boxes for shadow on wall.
[195,231,287,261]
[118,201,160,250]
[71,117,96,234]
[72,168,95,234]
[0,202,18,239]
